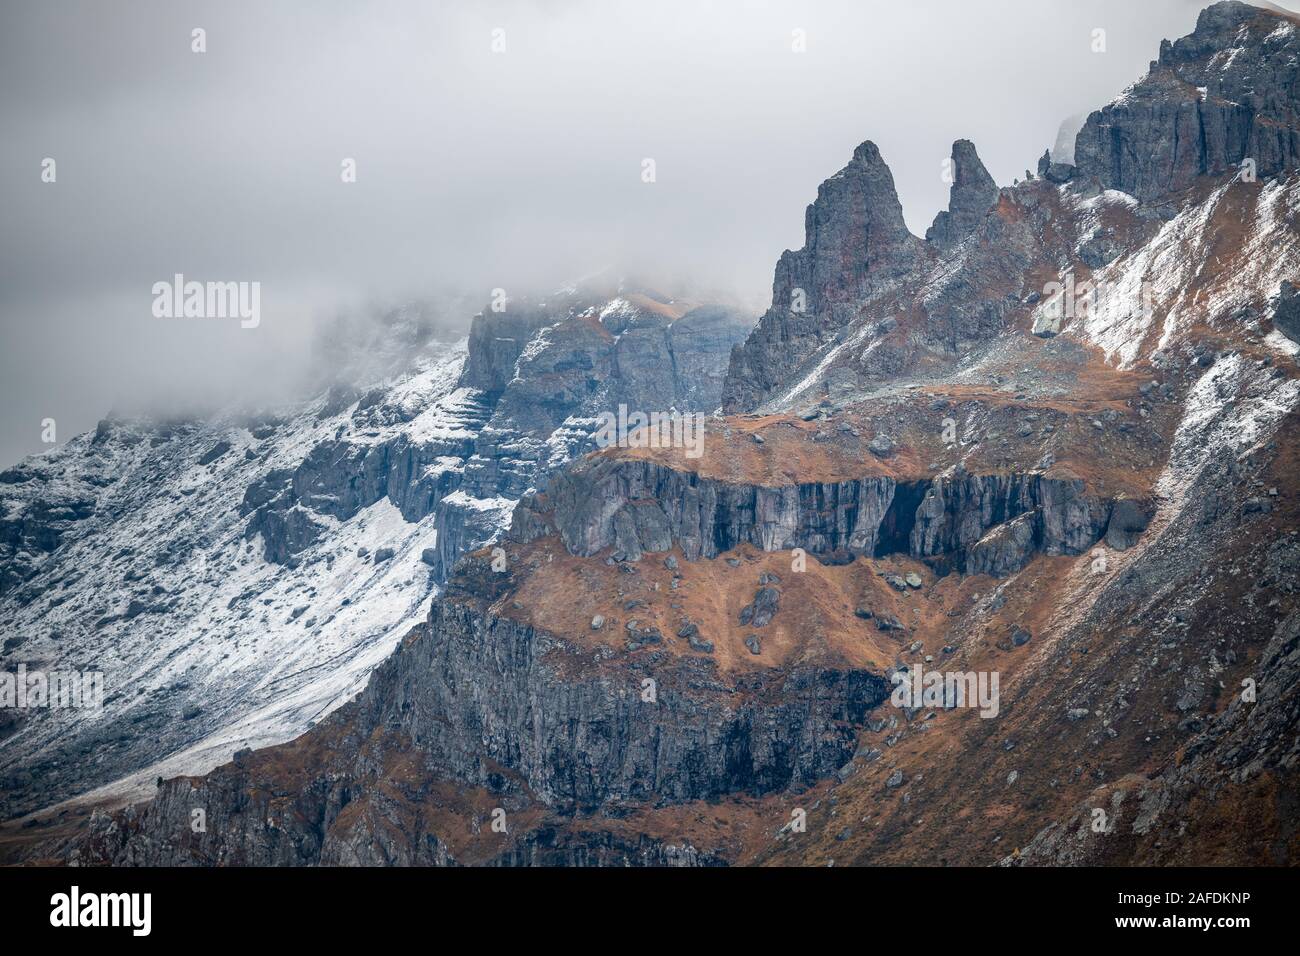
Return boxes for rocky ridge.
[0,284,750,822]
[6,1,1300,867]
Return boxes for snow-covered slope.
[0,342,472,817]
[0,281,752,821]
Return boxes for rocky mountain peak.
[0,279,751,822]
[726,1,1300,417]
[925,139,999,250]
[7,1,1300,873]
[722,141,923,411]
[1073,0,1299,202]
[779,139,915,315]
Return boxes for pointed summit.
[722,141,923,412]
[772,140,916,316]
[925,139,998,251]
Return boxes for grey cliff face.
[525,457,898,560]
[1073,1,1300,203]
[514,457,1136,576]
[357,589,886,812]
[459,304,555,399]
[909,471,1112,572]
[429,292,752,579]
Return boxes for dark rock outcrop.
[1273,279,1300,343]
[197,441,231,466]
[0,489,96,599]
[529,457,897,560]
[739,587,781,627]
[1104,496,1156,551]
[926,140,999,250]
[965,512,1037,577]
[519,457,1125,576]
[1073,1,1300,203]
[1037,149,1076,184]
[771,141,917,314]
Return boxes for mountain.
[4,1,1299,866]
[0,284,752,826]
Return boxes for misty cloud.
[1,0,1251,466]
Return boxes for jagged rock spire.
[925,139,999,250]
[771,140,915,315]
[723,141,922,412]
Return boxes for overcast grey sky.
[3,0,1285,466]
